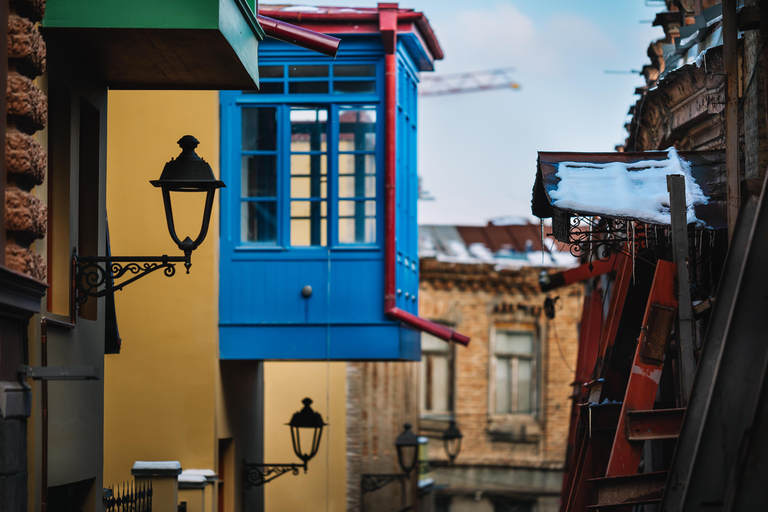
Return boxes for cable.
[549,319,575,375]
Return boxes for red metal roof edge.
[258,5,444,61]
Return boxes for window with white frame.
[420,331,454,417]
[493,330,536,415]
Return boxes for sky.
[267,1,665,225]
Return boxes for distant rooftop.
[419,220,577,269]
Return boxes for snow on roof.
[279,5,320,12]
[549,147,709,227]
[181,469,216,477]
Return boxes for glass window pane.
[241,155,277,197]
[334,80,376,94]
[288,65,329,77]
[422,332,448,352]
[432,355,449,412]
[291,108,327,151]
[291,201,310,217]
[241,202,277,243]
[339,109,376,151]
[242,108,277,150]
[289,81,329,94]
[334,64,376,77]
[517,359,532,414]
[291,154,327,176]
[259,65,284,78]
[495,331,534,355]
[495,358,511,414]
[291,176,327,199]
[291,215,327,247]
[339,201,375,244]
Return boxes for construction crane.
[419,67,521,97]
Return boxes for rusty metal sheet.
[626,408,685,441]
[639,304,676,364]
[588,471,668,508]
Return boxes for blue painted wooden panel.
[220,323,420,360]
[218,35,427,361]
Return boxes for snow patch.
[133,461,181,471]
[550,147,709,226]
[467,243,495,262]
[182,469,216,477]
[178,475,207,484]
[694,48,707,68]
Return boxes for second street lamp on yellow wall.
[442,420,463,463]
[243,398,326,488]
[74,136,225,303]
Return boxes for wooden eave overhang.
[532,150,727,229]
[41,0,265,90]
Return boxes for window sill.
[486,414,541,443]
[419,415,454,434]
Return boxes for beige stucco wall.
[103,90,220,486]
[263,361,347,512]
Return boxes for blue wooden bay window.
[219,41,423,361]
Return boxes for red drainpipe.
[257,15,341,57]
[379,4,469,346]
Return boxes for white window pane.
[432,355,449,412]
[422,332,448,352]
[496,331,533,355]
[517,359,532,414]
[495,358,511,414]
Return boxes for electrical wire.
[549,319,575,375]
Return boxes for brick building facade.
[418,258,582,512]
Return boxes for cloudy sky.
[267,1,664,225]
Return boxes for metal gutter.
[378,5,469,346]
[257,15,340,57]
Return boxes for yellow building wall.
[103,90,221,486]
[264,362,347,512]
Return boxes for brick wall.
[418,259,582,470]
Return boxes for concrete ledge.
[131,461,182,477]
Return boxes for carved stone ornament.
[9,0,46,23]
[5,187,46,240]
[7,15,46,77]
[7,71,47,133]
[6,129,45,186]
[6,245,46,281]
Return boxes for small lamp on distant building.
[442,421,463,463]
[395,423,420,475]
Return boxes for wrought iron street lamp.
[73,136,224,302]
[395,423,419,475]
[243,398,326,488]
[442,421,463,463]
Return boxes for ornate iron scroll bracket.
[360,473,407,494]
[73,249,187,304]
[552,214,661,263]
[242,461,306,488]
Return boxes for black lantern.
[151,135,225,273]
[395,423,420,475]
[73,135,225,302]
[442,421,463,463]
[288,397,327,471]
[242,397,327,488]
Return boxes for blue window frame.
[224,60,383,252]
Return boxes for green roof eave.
[42,0,264,90]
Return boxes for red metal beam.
[257,15,340,57]
[540,253,619,292]
[605,260,677,477]
[625,408,684,441]
[596,254,632,379]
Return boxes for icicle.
[631,222,636,284]
[541,219,545,265]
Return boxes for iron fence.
[104,480,153,512]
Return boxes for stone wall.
[5,0,47,280]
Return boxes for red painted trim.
[540,253,619,291]
[257,15,341,57]
[257,6,444,61]
[379,7,468,346]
